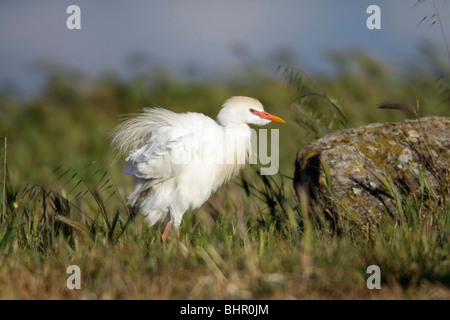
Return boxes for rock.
[294,116,450,224]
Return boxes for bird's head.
[217,96,285,126]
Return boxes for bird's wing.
[112,108,219,206]
[123,111,216,182]
[125,126,194,180]
[124,125,200,207]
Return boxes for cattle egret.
[112,96,285,243]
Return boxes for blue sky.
[1,0,449,96]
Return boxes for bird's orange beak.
[253,110,286,123]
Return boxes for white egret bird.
[112,96,285,243]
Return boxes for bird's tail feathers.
[143,209,169,227]
[127,177,156,207]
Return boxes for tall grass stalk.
[432,0,450,63]
[1,137,6,223]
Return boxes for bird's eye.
[249,108,257,114]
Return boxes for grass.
[0,49,449,299]
[0,171,448,299]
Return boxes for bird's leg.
[161,220,173,244]
[176,227,180,241]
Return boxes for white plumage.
[112,96,285,242]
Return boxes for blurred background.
[1,0,449,185]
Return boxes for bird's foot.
[161,220,173,244]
